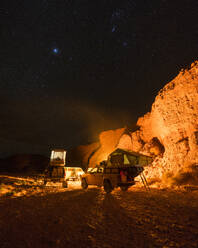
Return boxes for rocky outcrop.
[88,128,125,166]
[137,61,198,185]
[78,61,198,186]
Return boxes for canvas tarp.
[106,148,153,167]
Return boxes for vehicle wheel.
[81,179,88,189]
[62,181,68,188]
[103,180,113,193]
[120,185,129,191]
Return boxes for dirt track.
[0,181,198,248]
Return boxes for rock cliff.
[79,61,198,187]
[137,61,198,186]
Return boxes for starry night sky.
[1,0,198,157]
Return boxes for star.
[52,48,59,54]
[112,26,116,33]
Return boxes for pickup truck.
[81,148,152,193]
[81,164,143,193]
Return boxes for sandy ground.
[0,174,198,248]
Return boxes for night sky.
[1,0,198,157]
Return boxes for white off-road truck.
[44,149,84,187]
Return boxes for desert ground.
[0,174,198,248]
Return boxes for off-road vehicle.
[81,148,152,193]
[43,149,68,187]
[44,149,84,187]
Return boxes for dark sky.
[1,0,198,157]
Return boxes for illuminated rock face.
[88,128,125,166]
[83,61,198,185]
[137,61,198,182]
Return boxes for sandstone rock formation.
[78,61,198,187]
[138,61,198,185]
[88,128,125,166]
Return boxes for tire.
[120,185,129,191]
[81,178,88,189]
[62,181,68,188]
[103,180,113,193]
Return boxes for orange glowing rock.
[88,128,125,166]
[79,61,198,187]
[137,61,198,185]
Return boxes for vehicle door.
[86,167,98,185]
[95,167,104,186]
